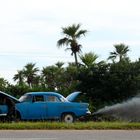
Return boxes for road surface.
[0,130,140,140]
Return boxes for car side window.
[33,95,44,102]
[45,95,60,102]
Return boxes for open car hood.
[0,91,20,103]
[66,91,81,102]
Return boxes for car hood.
[0,91,20,103]
[66,91,81,102]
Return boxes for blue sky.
[0,0,140,83]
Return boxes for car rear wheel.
[61,113,75,123]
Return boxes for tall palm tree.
[23,63,39,88]
[13,70,24,85]
[108,43,129,62]
[57,23,87,67]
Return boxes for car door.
[45,95,61,119]
[27,95,47,120]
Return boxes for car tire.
[61,113,75,123]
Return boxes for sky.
[0,0,140,83]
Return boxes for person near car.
[5,97,16,122]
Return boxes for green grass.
[1,121,140,130]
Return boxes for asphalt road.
[0,130,140,140]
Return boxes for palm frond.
[73,23,81,32]
[108,55,116,60]
[57,37,69,47]
[76,30,88,38]
[80,52,98,67]
[65,47,71,52]
[62,26,75,37]
[62,24,81,38]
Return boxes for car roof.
[24,92,64,97]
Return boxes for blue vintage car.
[0,91,90,123]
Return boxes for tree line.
[0,24,140,111]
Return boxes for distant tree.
[61,63,79,95]
[0,77,9,91]
[41,66,58,90]
[77,58,140,111]
[108,43,129,63]
[55,61,64,69]
[32,75,41,87]
[23,63,39,88]
[13,70,24,85]
[57,23,87,67]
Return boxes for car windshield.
[19,95,32,102]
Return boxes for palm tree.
[41,66,58,90]
[57,23,87,67]
[80,52,99,68]
[0,77,9,89]
[55,61,64,69]
[13,70,24,85]
[23,63,39,88]
[108,43,129,62]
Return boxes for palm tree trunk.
[119,55,122,62]
[74,52,78,67]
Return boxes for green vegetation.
[0,122,140,130]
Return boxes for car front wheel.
[61,113,75,123]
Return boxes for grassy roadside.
[1,121,140,130]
